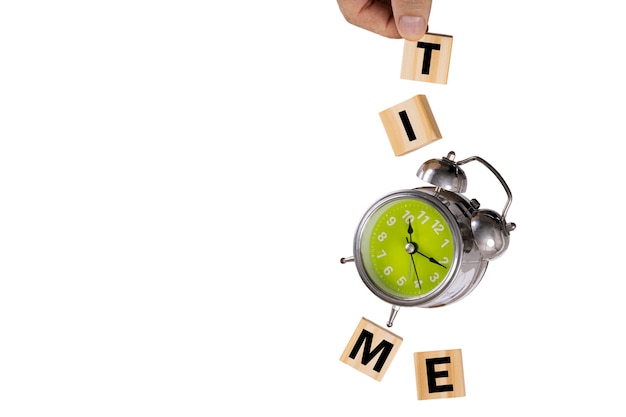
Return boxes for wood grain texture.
[414,349,465,400]
[379,94,442,156]
[401,33,453,84]
[340,317,403,381]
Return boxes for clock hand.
[414,249,448,269]
[406,220,447,269]
[405,237,422,289]
[405,238,448,269]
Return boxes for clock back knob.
[416,151,468,192]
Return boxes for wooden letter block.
[414,349,465,400]
[340,317,403,381]
[379,94,442,156]
[401,33,453,84]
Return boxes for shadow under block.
[401,33,453,84]
[414,349,465,400]
[379,94,442,156]
[340,317,403,381]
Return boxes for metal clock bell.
[341,151,516,327]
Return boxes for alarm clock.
[340,151,516,327]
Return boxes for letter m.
[348,329,394,373]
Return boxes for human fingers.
[336,0,402,39]
[391,0,432,41]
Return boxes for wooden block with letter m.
[340,317,403,381]
[379,94,442,156]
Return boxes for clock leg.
[387,305,400,327]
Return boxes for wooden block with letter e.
[414,349,466,400]
[379,94,442,156]
[339,317,403,381]
[401,33,453,84]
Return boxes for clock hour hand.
[405,238,448,269]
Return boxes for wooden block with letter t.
[379,94,442,156]
[414,349,466,400]
[401,33,453,84]
[339,317,403,381]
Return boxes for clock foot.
[340,256,354,264]
[387,305,400,327]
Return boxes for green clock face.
[356,191,460,305]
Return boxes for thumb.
[392,0,432,41]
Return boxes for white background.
[1,1,625,415]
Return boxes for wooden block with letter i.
[340,317,403,381]
[401,33,453,84]
[414,349,465,400]
[379,94,442,156]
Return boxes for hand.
[336,0,432,41]
[406,222,422,289]
[415,246,447,269]
[406,238,422,289]
[406,221,447,269]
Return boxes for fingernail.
[398,16,426,41]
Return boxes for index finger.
[337,0,402,39]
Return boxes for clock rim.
[353,188,464,307]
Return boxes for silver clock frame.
[341,151,515,327]
[352,188,488,317]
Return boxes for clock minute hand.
[407,221,446,269]
[414,249,448,269]
[405,237,421,289]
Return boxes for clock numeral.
[438,256,449,265]
[429,272,440,283]
[386,216,396,226]
[402,210,415,224]
[441,239,450,248]
[376,249,387,259]
[377,232,388,242]
[432,220,444,234]
[397,275,407,286]
[384,266,393,276]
